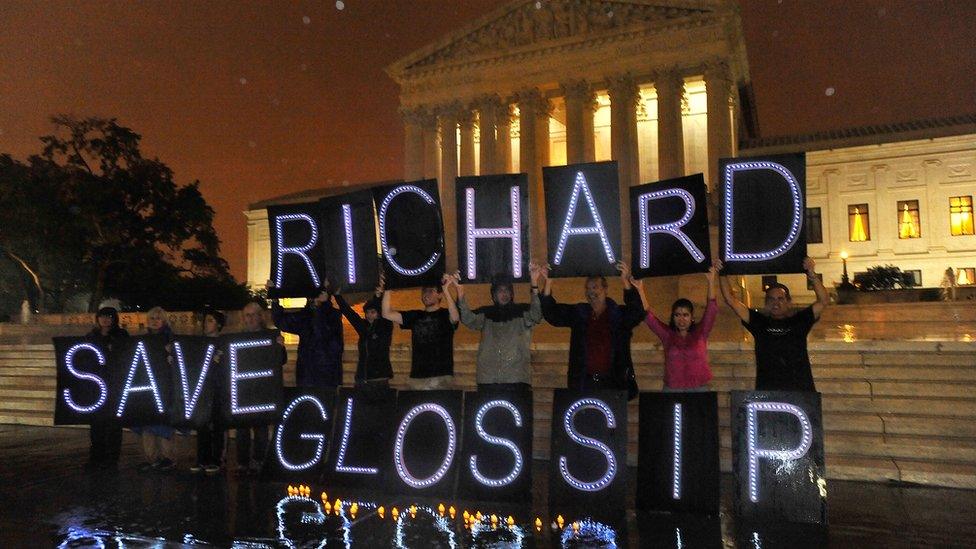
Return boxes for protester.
[234,301,287,474]
[719,257,829,392]
[268,282,343,388]
[637,265,720,392]
[381,273,459,390]
[133,306,176,471]
[334,283,393,396]
[540,262,645,395]
[84,306,128,471]
[191,309,226,475]
[453,266,543,391]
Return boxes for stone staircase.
[2,330,975,489]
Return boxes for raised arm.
[718,260,749,322]
[455,280,486,330]
[804,257,829,319]
[334,293,367,334]
[380,274,403,325]
[442,273,460,325]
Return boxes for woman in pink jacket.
[635,264,720,392]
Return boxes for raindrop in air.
[302,15,311,25]
[239,77,248,85]
[825,87,835,96]
[335,1,345,10]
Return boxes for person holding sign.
[191,309,226,475]
[334,283,394,395]
[636,266,720,392]
[268,281,344,389]
[134,306,177,472]
[381,273,459,390]
[84,307,129,471]
[453,265,544,391]
[540,261,645,395]
[234,301,288,474]
[719,257,829,392]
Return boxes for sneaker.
[155,458,176,471]
[204,464,221,475]
[137,461,156,472]
[189,463,204,474]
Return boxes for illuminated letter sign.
[458,389,533,501]
[319,190,379,294]
[112,336,171,425]
[387,390,462,497]
[548,389,627,518]
[455,174,529,283]
[637,392,720,514]
[731,391,827,525]
[222,330,284,427]
[170,337,216,427]
[543,162,622,278]
[54,339,109,424]
[325,387,396,490]
[629,174,711,278]
[720,154,807,275]
[374,180,446,289]
[334,397,379,475]
[275,395,329,471]
[267,203,324,297]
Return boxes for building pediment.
[388,0,731,77]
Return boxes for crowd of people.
[82,258,830,474]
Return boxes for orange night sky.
[1,0,973,281]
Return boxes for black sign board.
[319,190,380,294]
[544,161,622,278]
[630,174,711,278]
[548,389,628,519]
[323,386,398,489]
[637,391,720,514]
[265,387,336,481]
[373,180,446,290]
[169,336,219,430]
[719,154,807,275]
[455,174,530,284]
[457,388,533,502]
[267,202,326,298]
[54,336,112,425]
[385,390,463,498]
[220,330,284,428]
[731,390,827,524]
[109,335,172,427]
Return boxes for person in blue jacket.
[268,281,344,388]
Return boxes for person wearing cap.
[334,282,394,396]
[267,281,344,389]
[85,306,129,471]
[451,264,544,391]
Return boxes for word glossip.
[267,154,808,296]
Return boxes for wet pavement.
[1,425,975,548]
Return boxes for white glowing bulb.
[558,397,617,492]
[638,188,705,268]
[746,401,814,503]
[672,402,683,500]
[274,395,329,471]
[378,185,442,277]
[393,403,457,489]
[341,204,357,285]
[173,341,216,420]
[273,213,322,288]
[468,400,524,487]
[62,343,108,414]
[723,162,803,262]
[115,340,165,418]
[334,397,379,475]
[228,338,276,415]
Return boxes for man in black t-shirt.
[719,258,829,392]
[381,274,459,389]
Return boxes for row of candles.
[285,484,586,534]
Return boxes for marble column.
[607,74,641,256]
[438,103,461,271]
[656,69,686,181]
[459,107,476,177]
[476,95,499,174]
[515,88,551,259]
[704,60,734,196]
[495,102,514,173]
[400,105,426,181]
[421,109,440,181]
[583,93,598,163]
[562,79,595,165]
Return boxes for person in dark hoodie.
[334,282,393,396]
[540,261,646,396]
[85,306,129,471]
[191,309,226,475]
[453,266,544,391]
[133,306,176,472]
[268,282,344,389]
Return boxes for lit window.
[805,207,823,244]
[957,268,975,286]
[848,204,870,242]
[950,196,974,236]
[897,200,921,239]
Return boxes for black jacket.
[335,294,393,382]
[272,300,343,387]
[541,288,645,392]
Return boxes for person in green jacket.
[450,263,544,391]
